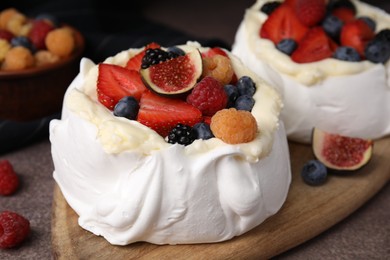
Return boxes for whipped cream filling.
[50,42,291,245]
[232,0,390,143]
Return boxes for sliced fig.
[140,49,203,96]
[312,128,373,172]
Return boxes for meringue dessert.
[50,41,291,245]
[232,0,390,143]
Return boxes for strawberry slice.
[97,63,148,109]
[125,42,160,71]
[295,0,326,27]
[291,27,338,63]
[340,19,375,57]
[332,7,356,23]
[137,91,202,137]
[260,3,309,44]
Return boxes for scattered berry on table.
[210,108,258,144]
[0,211,30,249]
[301,159,328,186]
[333,46,361,62]
[114,96,140,120]
[167,123,195,146]
[0,160,19,196]
[186,76,228,116]
[191,122,214,140]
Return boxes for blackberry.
[260,1,281,15]
[141,48,173,69]
[167,124,195,146]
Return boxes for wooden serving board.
[51,138,390,259]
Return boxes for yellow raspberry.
[0,8,19,29]
[5,13,27,36]
[0,39,11,63]
[202,54,234,85]
[210,108,258,144]
[35,50,60,66]
[2,46,34,71]
[45,27,75,57]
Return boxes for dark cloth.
[0,1,229,154]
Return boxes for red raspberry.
[186,76,228,116]
[0,29,14,42]
[28,19,54,50]
[0,160,19,196]
[0,211,30,249]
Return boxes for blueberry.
[10,36,36,53]
[358,16,376,32]
[35,13,59,27]
[260,1,281,15]
[224,84,239,108]
[365,38,390,64]
[167,46,185,58]
[333,46,361,62]
[276,39,297,55]
[236,76,256,96]
[301,160,328,186]
[322,15,343,41]
[235,95,255,112]
[113,96,139,120]
[191,122,214,140]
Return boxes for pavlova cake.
[49,41,291,245]
[232,0,390,143]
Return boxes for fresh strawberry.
[331,7,356,23]
[28,19,54,50]
[292,27,338,63]
[137,91,202,137]
[0,160,19,196]
[125,42,160,71]
[97,63,148,109]
[260,4,309,44]
[284,0,297,8]
[340,19,375,57]
[201,47,228,58]
[295,0,326,27]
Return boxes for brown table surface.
[1,1,389,259]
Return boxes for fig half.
[312,128,373,172]
[140,49,202,97]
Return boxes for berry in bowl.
[0,8,85,121]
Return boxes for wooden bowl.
[0,27,85,121]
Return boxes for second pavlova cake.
[232,0,390,143]
[49,41,291,245]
